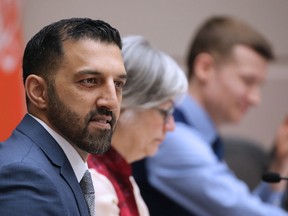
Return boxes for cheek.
[57,85,88,106]
[143,122,163,146]
[138,128,156,154]
[67,95,93,117]
[128,124,151,153]
[52,87,84,115]
[221,77,247,100]
[227,82,247,100]
[137,117,158,139]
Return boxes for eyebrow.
[78,70,127,80]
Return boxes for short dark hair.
[23,18,122,84]
[186,16,274,80]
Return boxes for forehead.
[221,45,268,77]
[60,39,125,76]
[231,45,267,65]
[231,45,268,67]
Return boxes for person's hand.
[272,116,288,171]
[268,116,288,191]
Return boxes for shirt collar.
[29,114,87,182]
[177,94,218,145]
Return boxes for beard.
[46,83,115,154]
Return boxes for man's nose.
[96,81,120,111]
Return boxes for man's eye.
[79,78,101,87]
[82,78,96,84]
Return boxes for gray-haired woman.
[88,35,188,216]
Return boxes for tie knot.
[80,170,95,194]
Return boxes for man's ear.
[25,75,48,109]
[194,53,216,83]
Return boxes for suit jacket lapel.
[60,160,90,216]
[17,114,89,216]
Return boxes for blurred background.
[1,0,288,152]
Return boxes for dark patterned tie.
[80,170,95,216]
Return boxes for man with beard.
[0,18,126,216]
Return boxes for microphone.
[262,172,288,183]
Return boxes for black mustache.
[88,107,116,126]
[93,107,113,117]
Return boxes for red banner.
[0,0,26,141]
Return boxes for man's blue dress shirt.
[141,95,288,216]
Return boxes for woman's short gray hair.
[121,35,188,110]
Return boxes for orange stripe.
[0,0,26,141]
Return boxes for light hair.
[121,35,188,111]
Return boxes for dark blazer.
[0,114,89,216]
[132,108,195,216]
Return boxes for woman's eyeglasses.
[154,107,175,124]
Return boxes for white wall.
[23,0,288,150]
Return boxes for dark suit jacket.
[0,114,90,216]
[132,108,195,216]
